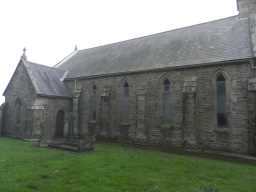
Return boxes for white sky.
[0,0,238,103]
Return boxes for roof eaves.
[63,57,252,81]
[37,93,72,99]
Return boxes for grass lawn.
[0,138,256,192]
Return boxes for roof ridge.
[55,50,79,68]
[26,60,66,72]
[77,15,239,53]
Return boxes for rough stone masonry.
[2,0,256,154]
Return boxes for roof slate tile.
[58,16,253,79]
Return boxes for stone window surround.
[123,81,129,97]
[213,70,231,131]
[91,83,97,121]
[118,78,130,125]
[163,78,171,93]
[156,74,173,124]
[15,97,22,124]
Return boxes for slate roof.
[58,16,253,79]
[24,61,71,98]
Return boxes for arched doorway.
[55,110,65,138]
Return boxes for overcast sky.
[0,0,238,103]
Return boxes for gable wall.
[65,61,251,154]
[4,63,36,137]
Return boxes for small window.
[93,84,97,94]
[163,79,170,92]
[124,81,129,97]
[216,74,227,127]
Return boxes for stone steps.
[48,143,79,152]
[48,137,95,152]
[133,141,148,146]
[48,139,80,152]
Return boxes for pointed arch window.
[120,81,130,122]
[93,84,97,94]
[216,74,227,127]
[91,84,97,120]
[162,79,172,122]
[15,98,22,124]
[124,81,129,97]
[164,79,171,92]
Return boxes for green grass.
[0,138,256,192]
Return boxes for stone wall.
[3,58,254,154]
[3,61,72,142]
[3,62,37,138]
[237,0,256,57]
[237,0,256,17]
[34,97,72,143]
[66,62,252,154]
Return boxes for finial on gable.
[74,45,78,51]
[21,47,27,61]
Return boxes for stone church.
[1,0,256,154]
